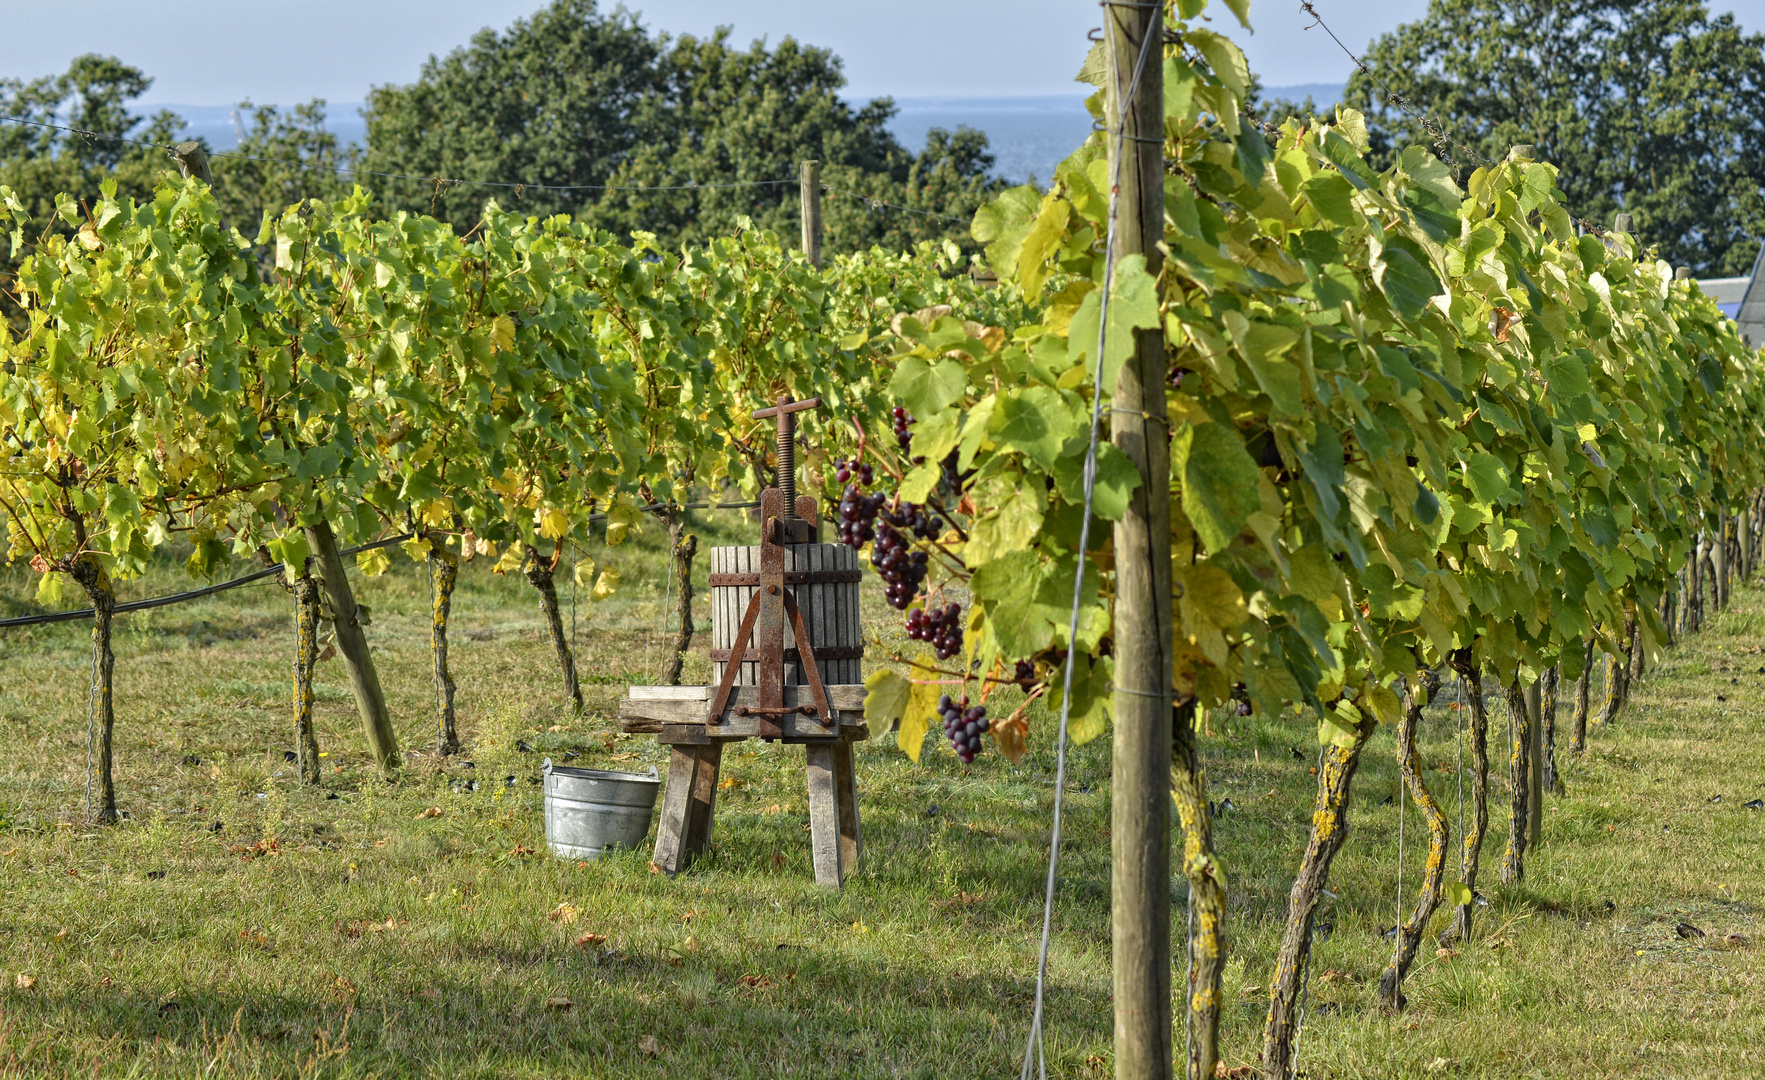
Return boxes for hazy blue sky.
[3,1,1765,104]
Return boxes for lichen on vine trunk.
[1377,671,1448,1011]
[430,539,461,755]
[290,571,323,784]
[1500,679,1534,885]
[525,546,582,711]
[1260,711,1377,1080]
[1171,700,1225,1080]
[663,519,697,686]
[1442,651,1490,946]
[67,555,118,824]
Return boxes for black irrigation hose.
[0,533,416,629]
[0,498,766,631]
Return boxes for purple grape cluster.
[871,520,929,608]
[1013,659,1036,687]
[837,484,887,548]
[907,602,964,659]
[833,457,874,486]
[892,406,914,452]
[940,694,989,763]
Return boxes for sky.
[3,0,1765,105]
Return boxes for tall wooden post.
[305,519,400,774]
[1104,5,1171,1079]
[799,160,821,269]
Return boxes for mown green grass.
[1,516,1762,1078]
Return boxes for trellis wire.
[1294,0,1613,237]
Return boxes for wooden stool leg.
[652,746,701,874]
[833,737,861,875]
[804,742,844,888]
[684,743,723,858]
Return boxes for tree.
[361,1,1001,253]
[0,56,184,327]
[210,101,354,234]
[1343,0,1765,275]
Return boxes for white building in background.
[1703,246,1765,346]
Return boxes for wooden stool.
[619,684,866,887]
[619,393,869,888]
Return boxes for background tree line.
[1261,0,1765,277]
[0,0,1000,325]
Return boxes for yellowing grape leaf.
[898,654,942,762]
[356,547,391,577]
[863,669,911,741]
[573,557,597,589]
[592,567,620,601]
[537,507,570,540]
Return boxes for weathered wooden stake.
[799,160,821,269]
[305,519,399,774]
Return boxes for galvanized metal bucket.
[542,758,660,860]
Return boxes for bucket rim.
[542,760,660,785]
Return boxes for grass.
[0,515,1760,1078]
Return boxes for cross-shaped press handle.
[752,395,821,518]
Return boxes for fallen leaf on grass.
[648,861,662,874]
[679,909,699,924]
[1435,947,1459,960]
[735,973,775,990]
[15,974,36,990]
[548,902,581,925]
[544,996,573,1011]
[508,845,535,857]
[416,807,441,820]
[639,1035,661,1058]
[608,752,637,762]
[332,976,357,998]
[761,804,784,815]
[573,932,607,948]
[1424,1059,1459,1074]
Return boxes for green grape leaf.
[1174,421,1262,552]
[891,356,967,418]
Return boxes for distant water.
[887,94,1094,187]
[144,85,1342,191]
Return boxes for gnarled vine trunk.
[1539,665,1559,793]
[291,570,323,784]
[1260,710,1377,1080]
[1570,637,1594,755]
[430,539,461,755]
[1600,611,1636,725]
[1377,671,1448,1011]
[663,515,697,686]
[1442,651,1490,946]
[525,546,582,711]
[67,555,118,824]
[1500,679,1534,885]
[1171,699,1225,1080]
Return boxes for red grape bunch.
[835,458,886,549]
[871,518,929,608]
[892,406,913,451]
[907,602,963,659]
[939,694,989,763]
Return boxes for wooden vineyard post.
[305,519,400,774]
[800,160,821,269]
[1104,3,1173,1079]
